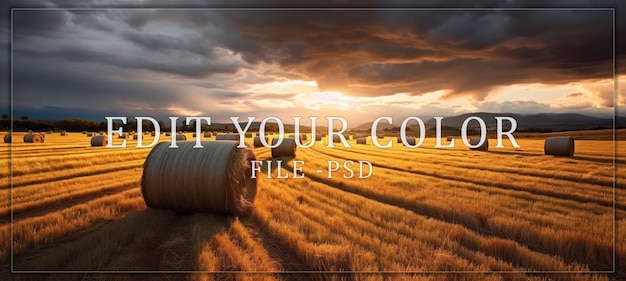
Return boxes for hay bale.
[23,133,44,143]
[91,135,108,146]
[176,134,187,141]
[165,132,172,136]
[3,134,11,143]
[60,131,67,136]
[315,134,322,141]
[46,130,53,134]
[86,132,93,137]
[302,134,308,141]
[82,131,87,134]
[204,132,212,138]
[133,134,138,140]
[378,135,383,139]
[192,133,197,137]
[141,141,257,216]
[544,136,574,157]
[28,130,33,133]
[356,137,367,144]
[397,136,402,143]
[216,133,238,141]
[245,132,253,138]
[151,132,156,136]
[253,136,268,148]
[271,138,296,157]
[446,136,454,142]
[469,138,488,151]
[119,133,129,139]
[332,135,341,143]
[99,131,105,136]
[403,137,416,146]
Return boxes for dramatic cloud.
[2,0,624,124]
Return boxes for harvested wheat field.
[0,131,624,281]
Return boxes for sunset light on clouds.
[4,3,624,125]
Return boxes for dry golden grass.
[0,131,623,281]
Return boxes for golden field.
[0,131,624,281]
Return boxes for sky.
[2,0,625,126]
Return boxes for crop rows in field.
[0,133,624,281]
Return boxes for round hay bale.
[469,138,489,151]
[176,134,187,141]
[119,133,129,139]
[253,136,268,148]
[91,135,108,146]
[23,133,44,143]
[204,132,212,138]
[86,132,93,137]
[446,136,454,142]
[271,138,296,157]
[192,133,197,137]
[315,134,322,141]
[46,130,53,134]
[244,132,253,138]
[99,131,105,136]
[403,137,416,146]
[544,136,574,157]
[4,134,11,143]
[151,132,156,136]
[28,130,33,133]
[356,137,367,144]
[377,135,383,139]
[216,133,238,141]
[60,131,67,136]
[397,136,402,143]
[332,135,341,143]
[141,141,257,216]
[133,134,138,140]
[82,131,87,134]
[165,132,172,136]
[302,134,308,141]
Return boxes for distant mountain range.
[354,113,625,132]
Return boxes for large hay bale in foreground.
[23,133,44,143]
[216,133,238,141]
[253,136,268,148]
[141,141,257,216]
[544,136,574,157]
[469,138,488,151]
[91,135,108,146]
[3,134,11,143]
[356,137,367,144]
[271,138,296,157]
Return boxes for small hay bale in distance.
[315,134,322,141]
[544,136,575,157]
[253,136,268,148]
[91,135,108,146]
[192,133,196,137]
[244,132,253,138]
[204,132,212,138]
[119,133,129,139]
[176,134,187,141]
[86,132,93,137]
[3,134,11,143]
[46,130,53,134]
[216,133,238,141]
[60,131,67,136]
[332,134,341,143]
[469,138,489,151]
[82,131,87,134]
[151,132,156,136]
[397,136,402,143]
[403,137,416,146]
[356,137,367,144]
[141,141,257,216]
[446,136,454,141]
[99,131,105,136]
[133,134,138,140]
[165,132,172,136]
[271,137,296,157]
[23,133,44,143]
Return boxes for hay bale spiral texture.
[141,141,257,216]
[469,138,489,151]
[3,134,11,143]
[544,136,575,157]
[91,135,108,146]
[271,138,296,157]
[23,133,44,143]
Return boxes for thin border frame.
[9,6,617,274]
